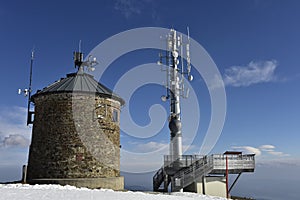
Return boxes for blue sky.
[1,0,300,199]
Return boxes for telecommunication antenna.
[158,28,193,162]
[18,48,35,125]
[79,40,82,52]
[73,41,99,72]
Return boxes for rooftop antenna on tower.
[73,41,99,72]
[158,28,193,163]
[79,40,82,52]
[18,48,35,125]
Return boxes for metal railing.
[164,155,204,168]
[211,154,255,171]
[153,154,255,192]
[171,154,255,191]
[153,167,164,191]
[172,155,213,190]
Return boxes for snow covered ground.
[0,184,227,200]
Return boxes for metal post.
[168,29,183,162]
[163,174,169,192]
[27,50,34,125]
[22,165,27,184]
[226,155,229,198]
[229,173,242,193]
[202,175,206,195]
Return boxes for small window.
[112,109,119,122]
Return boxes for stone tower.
[26,63,125,190]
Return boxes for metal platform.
[153,153,255,192]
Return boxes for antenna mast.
[158,28,193,163]
[18,49,35,125]
[18,48,34,126]
[26,49,34,125]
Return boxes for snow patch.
[0,184,228,200]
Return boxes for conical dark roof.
[32,70,124,105]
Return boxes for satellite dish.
[188,75,193,81]
[18,89,22,95]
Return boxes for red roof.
[224,151,242,155]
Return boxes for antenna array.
[158,28,193,161]
[73,42,99,72]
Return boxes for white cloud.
[231,144,290,158]
[0,106,31,148]
[224,60,278,87]
[1,134,29,148]
[114,0,158,20]
[0,106,30,181]
[232,146,262,156]
[0,106,31,139]
[114,0,143,18]
[259,144,290,156]
[259,144,275,151]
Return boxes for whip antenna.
[18,48,35,125]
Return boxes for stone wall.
[27,92,122,180]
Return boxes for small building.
[26,56,125,190]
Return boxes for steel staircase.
[171,156,214,191]
[153,167,165,192]
[153,154,255,192]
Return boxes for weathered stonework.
[26,72,124,190]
